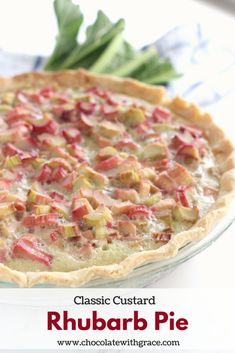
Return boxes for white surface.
[0,0,235,55]
[0,0,234,289]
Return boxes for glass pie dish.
[0,68,234,287]
[0,203,233,288]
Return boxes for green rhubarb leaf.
[90,33,123,73]
[104,40,137,73]
[44,0,83,70]
[62,11,125,68]
[111,47,157,77]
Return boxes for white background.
[0,0,234,290]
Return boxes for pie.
[0,69,234,287]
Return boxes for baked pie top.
[0,70,234,287]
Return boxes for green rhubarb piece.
[173,205,199,222]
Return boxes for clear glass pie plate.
[0,204,234,288]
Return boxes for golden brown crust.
[0,69,234,287]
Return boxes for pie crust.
[0,69,234,287]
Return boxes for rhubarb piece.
[23,213,59,228]
[173,205,199,222]
[37,164,53,183]
[58,223,78,238]
[67,143,87,162]
[154,158,169,171]
[50,166,68,182]
[46,158,72,171]
[62,128,81,143]
[115,139,139,151]
[1,92,14,105]
[0,191,23,203]
[151,198,176,212]
[144,193,161,206]
[31,157,46,169]
[97,121,124,138]
[152,230,172,242]
[101,104,118,118]
[141,142,168,160]
[95,134,113,148]
[170,134,186,149]
[74,175,93,190]
[0,202,15,218]
[0,104,12,112]
[118,156,141,173]
[14,200,26,213]
[51,202,69,218]
[3,145,36,166]
[6,106,31,125]
[84,206,112,227]
[176,143,200,161]
[139,168,156,181]
[118,220,136,236]
[74,94,91,102]
[38,133,66,147]
[176,186,190,207]
[179,125,203,138]
[124,204,151,219]
[96,146,117,160]
[93,190,116,207]
[0,126,27,143]
[157,211,173,228]
[3,143,26,157]
[77,113,96,131]
[27,188,52,205]
[78,165,109,187]
[76,101,96,114]
[114,188,140,203]
[95,155,121,171]
[139,181,151,198]
[60,108,77,122]
[60,171,77,190]
[152,106,172,123]
[118,170,140,187]
[39,86,54,98]
[120,108,145,127]
[135,120,152,135]
[33,205,51,215]
[87,86,108,99]
[12,234,53,266]
[4,155,22,169]
[155,172,176,193]
[32,115,58,134]
[111,201,133,216]
[49,191,65,202]
[167,163,194,186]
[93,225,108,239]
[50,231,60,242]
[72,204,89,221]
[72,198,93,221]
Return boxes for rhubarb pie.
[0,70,234,287]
